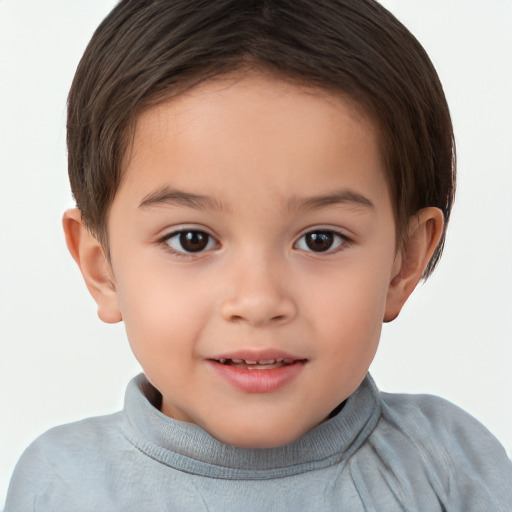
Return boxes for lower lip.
[209,360,306,393]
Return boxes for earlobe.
[384,207,444,322]
[62,209,122,324]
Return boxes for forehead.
[117,72,389,213]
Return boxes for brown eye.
[166,230,216,254]
[295,230,345,253]
[180,231,208,252]
[305,232,333,252]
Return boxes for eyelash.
[159,228,350,258]
[294,229,349,255]
[160,229,219,258]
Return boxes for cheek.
[300,257,391,359]
[114,257,211,358]
[304,257,391,321]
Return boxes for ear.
[384,207,444,322]
[62,209,122,324]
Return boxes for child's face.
[106,73,401,447]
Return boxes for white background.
[1,0,511,506]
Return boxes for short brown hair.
[67,0,455,277]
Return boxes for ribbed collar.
[121,373,381,480]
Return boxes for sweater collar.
[121,373,381,479]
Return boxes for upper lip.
[209,349,306,364]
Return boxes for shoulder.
[5,412,127,511]
[20,411,125,466]
[374,390,512,509]
[379,390,506,456]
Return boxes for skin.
[64,73,443,448]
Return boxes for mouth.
[216,358,298,370]
[208,352,307,393]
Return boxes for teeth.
[218,358,295,366]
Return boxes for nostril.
[228,313,286,325]
[221,292,297,326]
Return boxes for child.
[6,0,511,510]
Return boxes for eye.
[164,230,217,254]
[295,230,346,253]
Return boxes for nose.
[220,254,297,327]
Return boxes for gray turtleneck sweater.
[5,374,512,511]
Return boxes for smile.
[209,355,307,393]
[217,358,296,370]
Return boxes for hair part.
[67,0,455,277]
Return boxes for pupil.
[180,231,208,252]
[306,231,333,252]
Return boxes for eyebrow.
[139,186,229,212]
[287,190,375,213]
[139,186,374,214]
